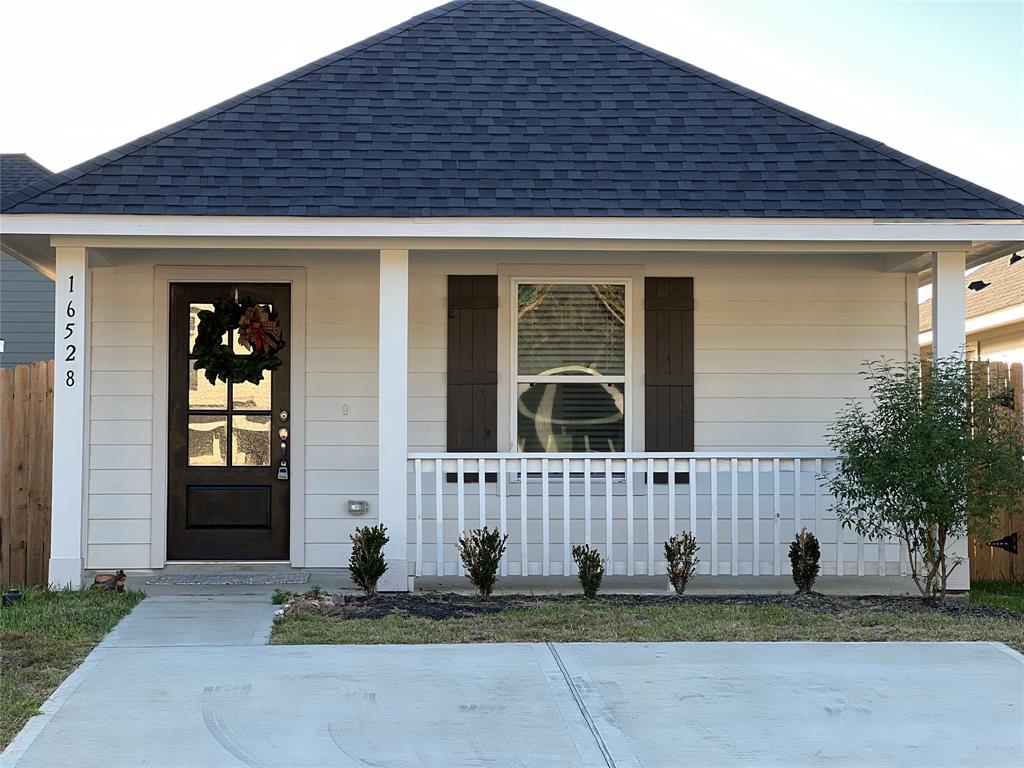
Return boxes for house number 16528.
[65,273,77,387]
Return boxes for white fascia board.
[919,303,1024,346]
[1,214,1022,242]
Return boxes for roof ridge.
[1,0,476,211]
[514,0,1024,218]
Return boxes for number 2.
[65,344,76,362]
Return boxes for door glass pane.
[188,367,227,410]
[232,372,271,411]
[517,283,625,376]
[188,416,227,465]
[189,303,230,353]
[232,415,271,466]
[517,382,625,452]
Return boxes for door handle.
[277,422,289,480]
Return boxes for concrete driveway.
[3,596,1022,768]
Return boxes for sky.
[1,0,1022,204]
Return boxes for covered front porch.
[4,218,1011,591]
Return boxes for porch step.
[145,572,310,586]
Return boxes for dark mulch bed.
[299,592,1022,622]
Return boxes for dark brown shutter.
[645,277,694,483]
[447,275,498,481]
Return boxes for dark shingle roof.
[4,0,1023,218]
[1,154,50,196]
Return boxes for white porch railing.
[408,452,903,579]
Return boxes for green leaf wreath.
[192,297,285,385]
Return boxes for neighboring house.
[1,0,1022,590]
[919,255,1024,365]
[0,154,53,366]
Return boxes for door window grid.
[186,303,272,467]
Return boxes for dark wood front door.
[168,283,290,560]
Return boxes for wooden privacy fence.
[970,360,1024,581]
[0,360,54,587]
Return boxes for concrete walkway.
[3,595,1022,767]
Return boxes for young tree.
[825,356,1024,600]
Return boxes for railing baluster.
[626,458,635,577]
[499,458,508,577]
[542,458,550,577]
[730,458,739,576]
[773,458,781,576]
[584,458,592,547]
[646,458,655,576]
[435,458,443,577]
[817,458,833,575]
[414,458,423,578]
[668,457,676,540]
[457,458,465,577]
[478,458,486,528]
[793,457,802,535]
[605,458,614,569]
[520,457,528,577]
[563,457,571,576]
[710,458,718,576]
[688,458,697,538]
[752,458,760,576]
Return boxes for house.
[0,154,54,367]
[919,254,1024,365]
[2,0,1022,591]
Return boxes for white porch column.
[931,251,967,360]
[48,246,89,588]
[931,250,970,590]
[377,249,410,591]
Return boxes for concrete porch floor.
[121,565,922,598]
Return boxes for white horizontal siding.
[303,257,381,554]
[407,251,912,458]
[79,248,912,568]
[87,265,155,568]
[87,544,150,569]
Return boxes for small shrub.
[349,524,389,597]
[457,527,508,598]
[789,528,821,594]
[271,589,295,605]
[572,545,605,599]
[665,533,699,595]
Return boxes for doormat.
[145,572,310,585]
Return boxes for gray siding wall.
[0,252,54,367]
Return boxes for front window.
[514,282,627,452]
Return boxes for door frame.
[151,266,306,568]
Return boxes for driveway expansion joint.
[546,642,617,768]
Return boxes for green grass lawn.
[271,591,1024,651]
[0,587,143,749]
[972,580,1024,614]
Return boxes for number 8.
[66,370,75,387]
